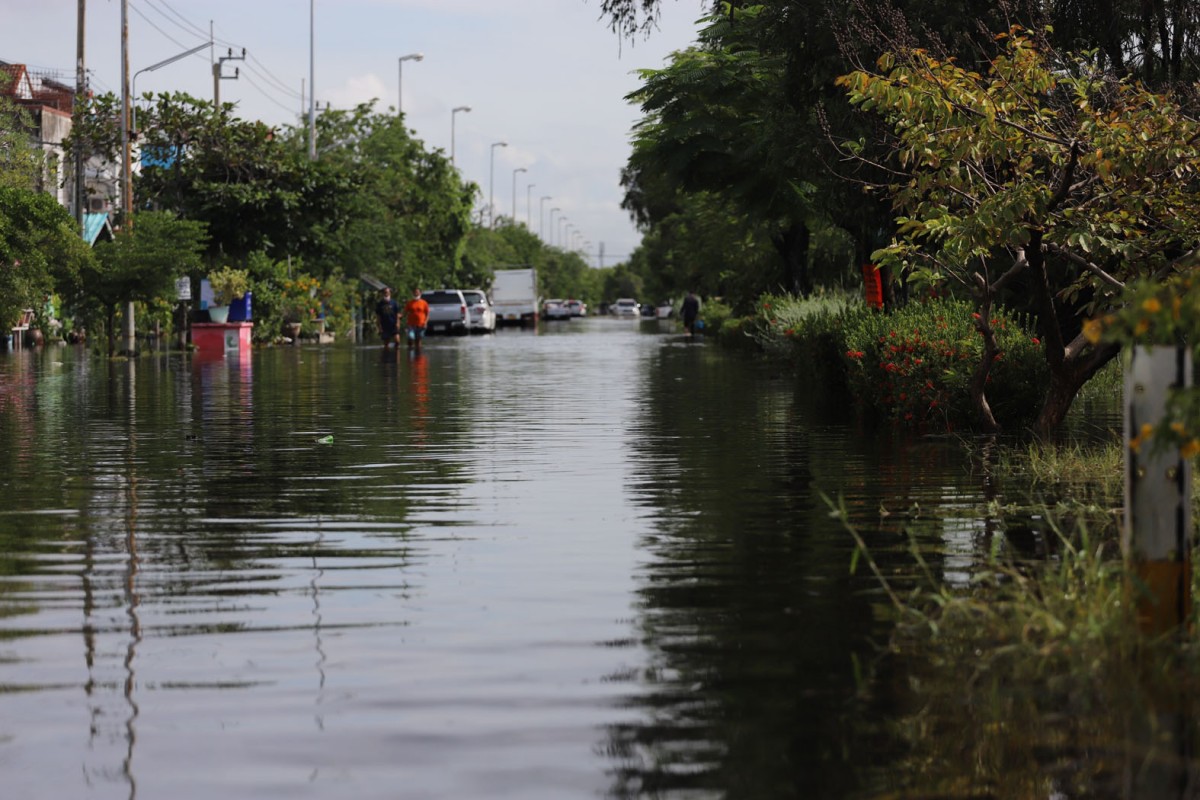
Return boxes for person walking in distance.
[403,288,430,352]
[376,287,400,349]
[680,290,701,338]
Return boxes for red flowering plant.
[841,297,1046,430]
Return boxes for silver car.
[461,289,496,333]
[421,289,470,335]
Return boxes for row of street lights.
[396,51,587,251]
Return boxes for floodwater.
[0,317,1000,799]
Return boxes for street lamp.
[489,141,508,228]
[559,217,569,248]
[549,207,560,244]
[131,40,212,132]
[510,167,527,229]
[526,183,535,228]
[397,52,423,116]
[540,196,552,239]
[450,105,470,166]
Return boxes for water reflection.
[0,329,1148,799]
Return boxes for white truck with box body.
[490,268,539,326]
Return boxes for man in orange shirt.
[403,288,430,352]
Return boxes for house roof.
[83,212,113,246]
[0,62,77,112]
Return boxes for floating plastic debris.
[316,435,334,444]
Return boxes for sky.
[0,0,708,267]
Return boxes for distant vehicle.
[491,268,539,326]
[565,299,587,317]
[542,299,572,320]
[640,303,656,318]
[421,289,469,335]
[655,300,674,319]
[461,289,496,333]
[610,298,641,317]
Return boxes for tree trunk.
[1035,339,1121,436]
[771,222,811,297]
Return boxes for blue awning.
[83,212,112,246]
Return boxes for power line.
[140,0,303,100]
[129,0,205,55]
[245,55,303,100]
[240,72,303,116]
[144,0,211,41]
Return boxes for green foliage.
[83,212,207,310]
[314,102,474,288]
[0,92,48,191]
[839,30,1200,311]
[207,265,250,306]
[0,186,92,330]
[1090,273,1200,458]
[840,298,1046,429]
[746,290,860,385]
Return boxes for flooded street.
[0,319,989,799]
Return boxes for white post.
[1124,344,1194,633]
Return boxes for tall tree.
[0,186,91,333]
[315,103,475,289]
[81,210,207,356]
[837,30,1200,433]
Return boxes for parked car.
[542,299,572,320]
[461,289,496,333]
[565,299,587,317]
[655,300,674,319]
[421,289,469,335]
[610,298,640,317]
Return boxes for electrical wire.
[142,0,302,100]
[240,72,305,117]
[143,0,212,41]
[128,1,205,56]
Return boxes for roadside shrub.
[841,297,1047,430]
[750,291,859,389]
[695,297,735,336]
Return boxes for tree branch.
[1042,242,1126,290]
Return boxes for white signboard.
[175,277,192,301]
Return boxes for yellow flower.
[1082,318,1103,344]
[1173,295,1182,320]
[1182,439,1200,459]
[1142,297,1162,314]
[1134,318,1150,336]
[1170,422,1187,436]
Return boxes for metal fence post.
[1124,345,1194,634]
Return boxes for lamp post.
[540,196,552,239]
[397,52,423,115]
[526,183,535,228]
[489,141,508,228]
[131,41,211,132]
[450,105,470,166]
[308,0,315,159]
[559,216,569,248]
[510,167,526,229]
[548,207,560,244]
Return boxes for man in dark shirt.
[376,287,400,349]
[681,290,701,337]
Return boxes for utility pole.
[212,48,245,106]
[121,0,136,354]
[308,0,316,159]
[75,0,86,234]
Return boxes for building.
[0,61,119,225]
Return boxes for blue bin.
[228,292,252,322]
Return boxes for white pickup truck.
[490,268,539,326]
